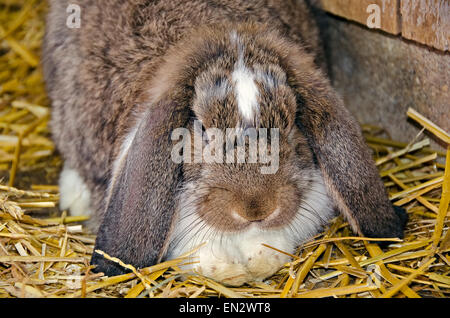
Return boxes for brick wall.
[312,0,449,149]
[315,0,449,51]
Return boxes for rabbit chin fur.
[165,170,334,287]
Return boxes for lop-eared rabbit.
[43,0,407,286]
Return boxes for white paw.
[59,165,92,217]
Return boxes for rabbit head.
[89,24,407,285]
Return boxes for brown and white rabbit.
[42,0,407,286]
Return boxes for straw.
[0,1,448,298]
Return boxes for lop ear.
[289,58,407,239]
[91,98,189,276]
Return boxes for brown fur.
[43,0,324,228]
[43,0,407,276]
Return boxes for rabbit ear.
[91,98,189,276]
[288,55,407,239]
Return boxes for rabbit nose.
[238,198,277,222]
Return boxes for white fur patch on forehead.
[232,63,259,122]
[230,31,259,123]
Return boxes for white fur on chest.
[166,170,333,286]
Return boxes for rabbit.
[42,0,407,286]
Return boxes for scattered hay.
[0,0,449,298]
